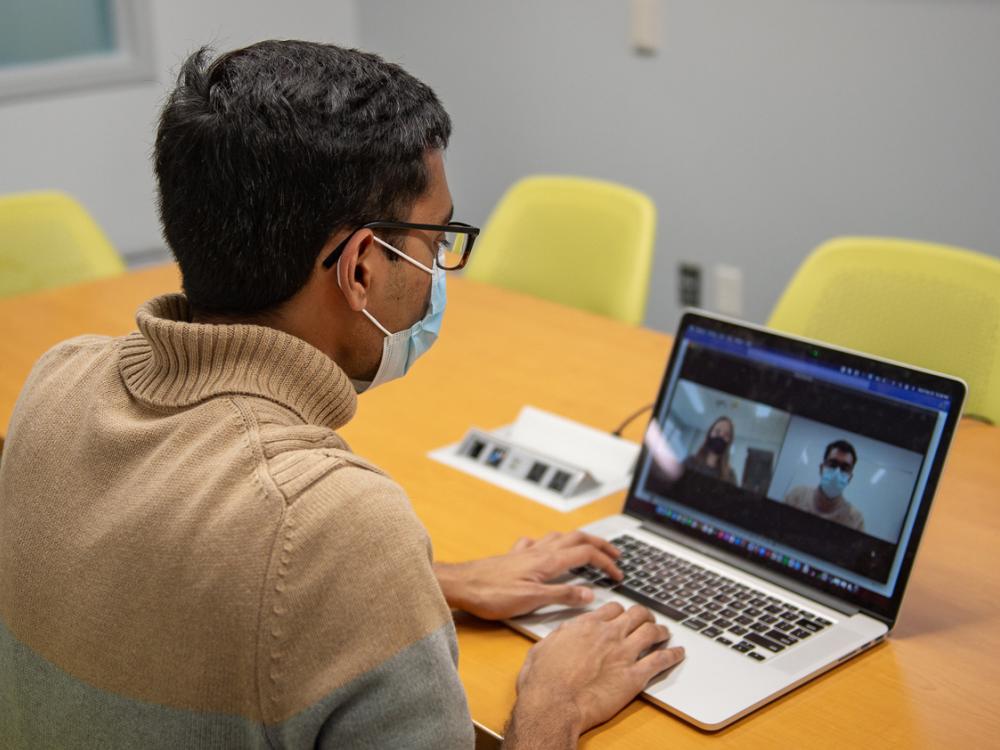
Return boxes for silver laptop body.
[510,311,966,730]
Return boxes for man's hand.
[503,602,685,749]
[434,531,623,620]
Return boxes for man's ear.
[333,230,376,312]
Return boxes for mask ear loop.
[372,236,434,274]
[336,254,395,337]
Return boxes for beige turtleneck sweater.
[0,294,473,749]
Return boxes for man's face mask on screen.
[819,465,852,499]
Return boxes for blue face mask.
[340,235,446,393]
[819,466,851,499]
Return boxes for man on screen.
[783,440,865,532]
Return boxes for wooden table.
[2,265,998,747]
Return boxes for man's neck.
[813,488,840,513]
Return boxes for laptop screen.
[625,312,966,624]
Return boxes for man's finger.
[613,603,656,635]
[576,532,622,559]
[634,645,686,683]
[545,530,619,559]
[577,601,624,622]
[551,544,623,581]
[524,583,594,612]
[510,537,536,553]
[624,621,671,659]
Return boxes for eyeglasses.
[823,458,854,473]
[322,220,480,271]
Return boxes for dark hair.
[154,40,451,314]
[824,439,857,467]
[693,416,735,476]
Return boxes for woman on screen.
[684,416,738,485]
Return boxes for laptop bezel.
[623,309,967,628]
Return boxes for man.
[783,439,865,531]
[0,41,683,748]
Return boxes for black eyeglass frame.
[321,220,480,270]
[822,458,855,474]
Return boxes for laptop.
[509,310,966,730]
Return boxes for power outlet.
[714,264,744,317]
[678,263,702,308]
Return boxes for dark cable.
[611,403,655,437]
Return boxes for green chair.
[0,190,125,298]
[463,175,656,325]
[768,236,1000,424]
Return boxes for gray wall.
[0,0,358,261]
[357,0,1000,331]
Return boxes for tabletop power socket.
[456,427,599,499]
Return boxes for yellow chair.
[0,191,126,298]
[463,175,656,325]
[768,237,1000,424]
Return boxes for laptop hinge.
[639,520,861,617]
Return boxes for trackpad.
[771,627,860,674]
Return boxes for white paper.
[428,406,640,512]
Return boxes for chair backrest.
[463,175,656,325]
[0,190,126,298]
[768,236,1000,424]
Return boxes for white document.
[428,406,640,512]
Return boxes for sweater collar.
[119,294,357,430]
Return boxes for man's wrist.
[432,561,469,611]
[503,692,582,750]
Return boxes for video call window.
[766,417,923,545]
[661,380,791,497]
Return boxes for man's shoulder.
[841,498,865,530]
[244,397,407,512]
[783,485,813,506]
[31,334,118,376]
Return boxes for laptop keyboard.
[572,534,833,663]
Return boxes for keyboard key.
[760,614,778,624]
[745,633,785,653]
[615,583,687,622]
[735,615,753,626]
[780,611,799,621]
[683,605,702,616]
[729,625,748,636]
[733,641,755,653]
[703,602,723,613]
[797,618,822,632]
[745,607,763,618]
[750,598,768,607]
[764,604,783,614]
[594,577,618,588]
[814,617,833,627]
[792,628,813,639]
[719,608,738,619]
[747,651,766,662]
[775,622,795,632]
[702,626,723,638]
[713,618,733,630]
[715,636,733,646]
[682,618,708,631]
[750,622,770,633]
[767,629,798,647]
